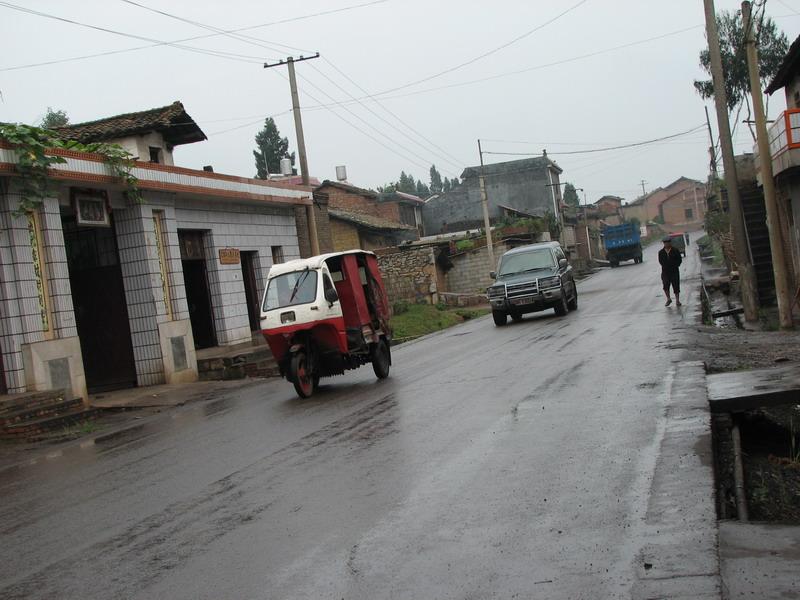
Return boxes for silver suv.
[487,242,578,326]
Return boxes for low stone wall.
[376,246,439,305]
[445,242,512,295]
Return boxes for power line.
[297,24,703,110]
[321,56,466,168]
[482,124,706,156]
[0,1,268,64]
[118,0,306,57]
[305,61,463,173]
[0,0,390,72]
[207,110,294,136]
[285,70,433,172]
[373,0,590,97]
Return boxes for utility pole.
[577,187,592,261]
[640,180,648,197]
[477,139,495,273]
[704,105,719,181]
[265,53,321,255]
[705,104,721,211]
[742,1,793,328]
[703,0,759,321]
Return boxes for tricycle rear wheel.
[290,352,316,398]
[371,339,391,379]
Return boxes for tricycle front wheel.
[290,352,316,398]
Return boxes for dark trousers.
[661,272,680,294]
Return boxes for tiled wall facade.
[0,186,74,393]
[174,198,300,346]
[0,178,304,394]
[114,193,192,387]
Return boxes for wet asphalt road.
[0,239,701,600]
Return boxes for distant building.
[422,156,563,236]
[593,195,624,215]
[622,177,706,229]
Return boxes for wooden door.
[241,251,261,331]
[63,216,137,393]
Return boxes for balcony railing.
[768,108,800,158]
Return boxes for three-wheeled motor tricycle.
[260,250,392,398]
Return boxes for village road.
[0,237,703,599]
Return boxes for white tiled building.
[0,102,313,398]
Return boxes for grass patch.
[391,303,489,340]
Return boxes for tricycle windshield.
[263,270,318,311]
[498,249,555,276]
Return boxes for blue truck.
[603,223,643,267]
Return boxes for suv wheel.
[554,291,569,316]
[567,284,578,311]
[492,310,507,326]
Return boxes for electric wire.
[306,61,463,173]
[371,0,590,97]
[321,56,467,168]
[0,0,390,72]
[482,124,706,157]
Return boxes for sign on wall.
[73,189,110,227]
[218,248,241,265]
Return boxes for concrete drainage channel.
[707,366,800,598]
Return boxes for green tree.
[442,177,452,193]
[416,179,430,197]
[429,164,443,193]
[563,182,580,207]
[40,107,69,129]
[694,8,788,129]
[253,117,295,179]
[377,182,396,193]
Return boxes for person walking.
[659,235,682,306]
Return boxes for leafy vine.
[0,123,141,216]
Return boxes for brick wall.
[294,192,332,258]
[321,185,402,223]
[330,219,361,251]
[446,242,511,295]
[376,246,438,304]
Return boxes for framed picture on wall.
[73,189,110,227]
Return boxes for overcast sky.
[2,0,799,202]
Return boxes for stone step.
[0,396,84,428]
[0,390,69,416]
[0,408,100,441]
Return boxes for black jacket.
[658,247,682,275]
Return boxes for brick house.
[0,102,312,398]
[593,195,623,216]
[622,177,706,228]
[314,180,419,251]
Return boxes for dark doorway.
[241,251,261,332]
[179,231,217,349]
[0,351,7,395]
[63,215,138,393]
